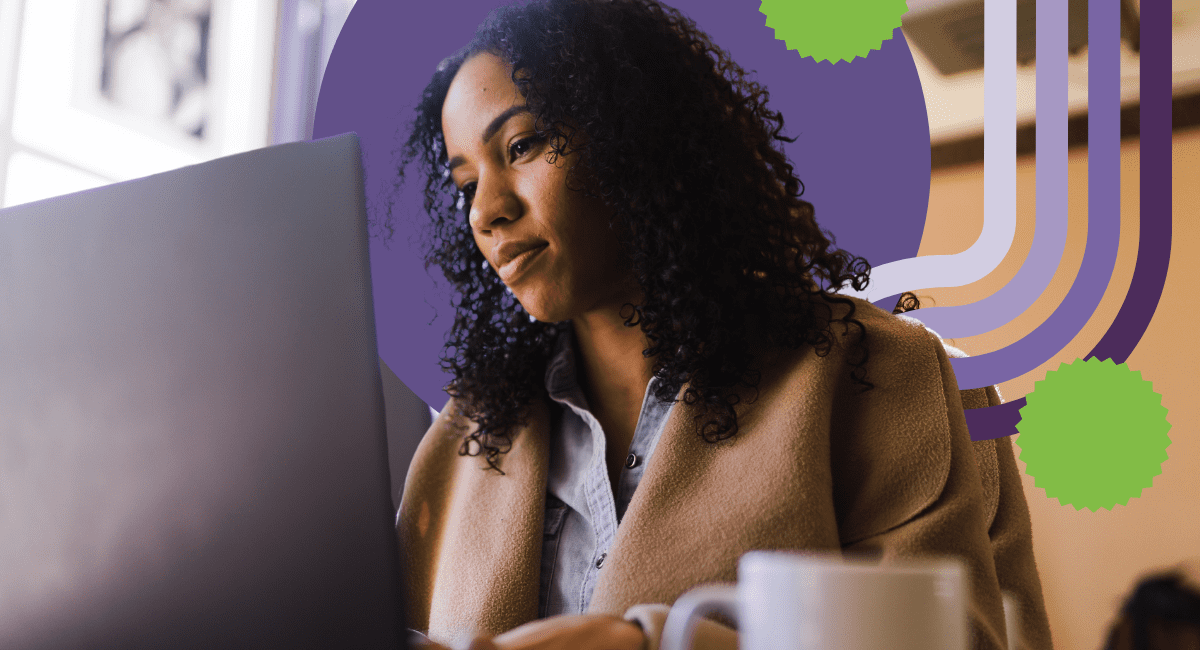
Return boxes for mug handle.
[660,585,739,650]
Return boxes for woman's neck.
[571,303,655,485]
[572,305,654,411]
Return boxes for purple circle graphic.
[313,0,931,409]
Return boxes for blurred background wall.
[908,2,1200,647]
[0,0,353,207]
[921,122,1200,650]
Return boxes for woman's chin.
[513,294,565,324]
[522,305,568,324]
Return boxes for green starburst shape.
[759,0,909,64]
[1016,358,1172,512]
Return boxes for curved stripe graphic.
[1086,11,1174,368]
[948,0,1120,391]
[907,0,1067,339]
[842,0,1017,303]
[966,0,1173,441]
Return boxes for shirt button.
[596,552,607,569]
[625,453,640,469]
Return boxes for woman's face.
[441,52,634,324]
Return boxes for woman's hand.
[456,614,647,650]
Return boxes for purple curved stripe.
[949,0,1120,391]
[1086,0,1173,365]
[965,399,1023,442]
[911,0,1068,340]
[966,0,1173,442]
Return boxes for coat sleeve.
[957,361,1054,650]
[620,315,1014,650]
[986,433,1054,650]
[830,320,1011,650]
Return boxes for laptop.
[0,134,406,648]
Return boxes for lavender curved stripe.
[842,0,1016,303]
[907,0,1067,339]
[966,0,1172,441]
[949,0,1120,391]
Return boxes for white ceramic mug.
[660,551,968,650]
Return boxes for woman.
[393,1,1050,648]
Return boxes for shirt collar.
[544,322,582,402]
[543,322,667,407]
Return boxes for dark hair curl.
[892,291,922,314]
[1104,571,1200,650]
[389,0,874,471]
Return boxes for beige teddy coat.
[398,301,1052,650]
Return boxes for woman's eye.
[508,135,544,162]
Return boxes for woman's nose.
[468,175,521,233]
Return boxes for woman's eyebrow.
[481,105,531,143]
[446,106,530,172]
[447,105,532,173]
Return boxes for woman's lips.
[497,243,548,284]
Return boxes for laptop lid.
[0,134,404,648]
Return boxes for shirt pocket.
[538,493,570,619]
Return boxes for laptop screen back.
[0,134,404,648]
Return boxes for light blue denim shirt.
[538,324,675,617]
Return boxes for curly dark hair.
[1104,571,1200,650]
[389,0,874,471]
[892,291,922,314]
